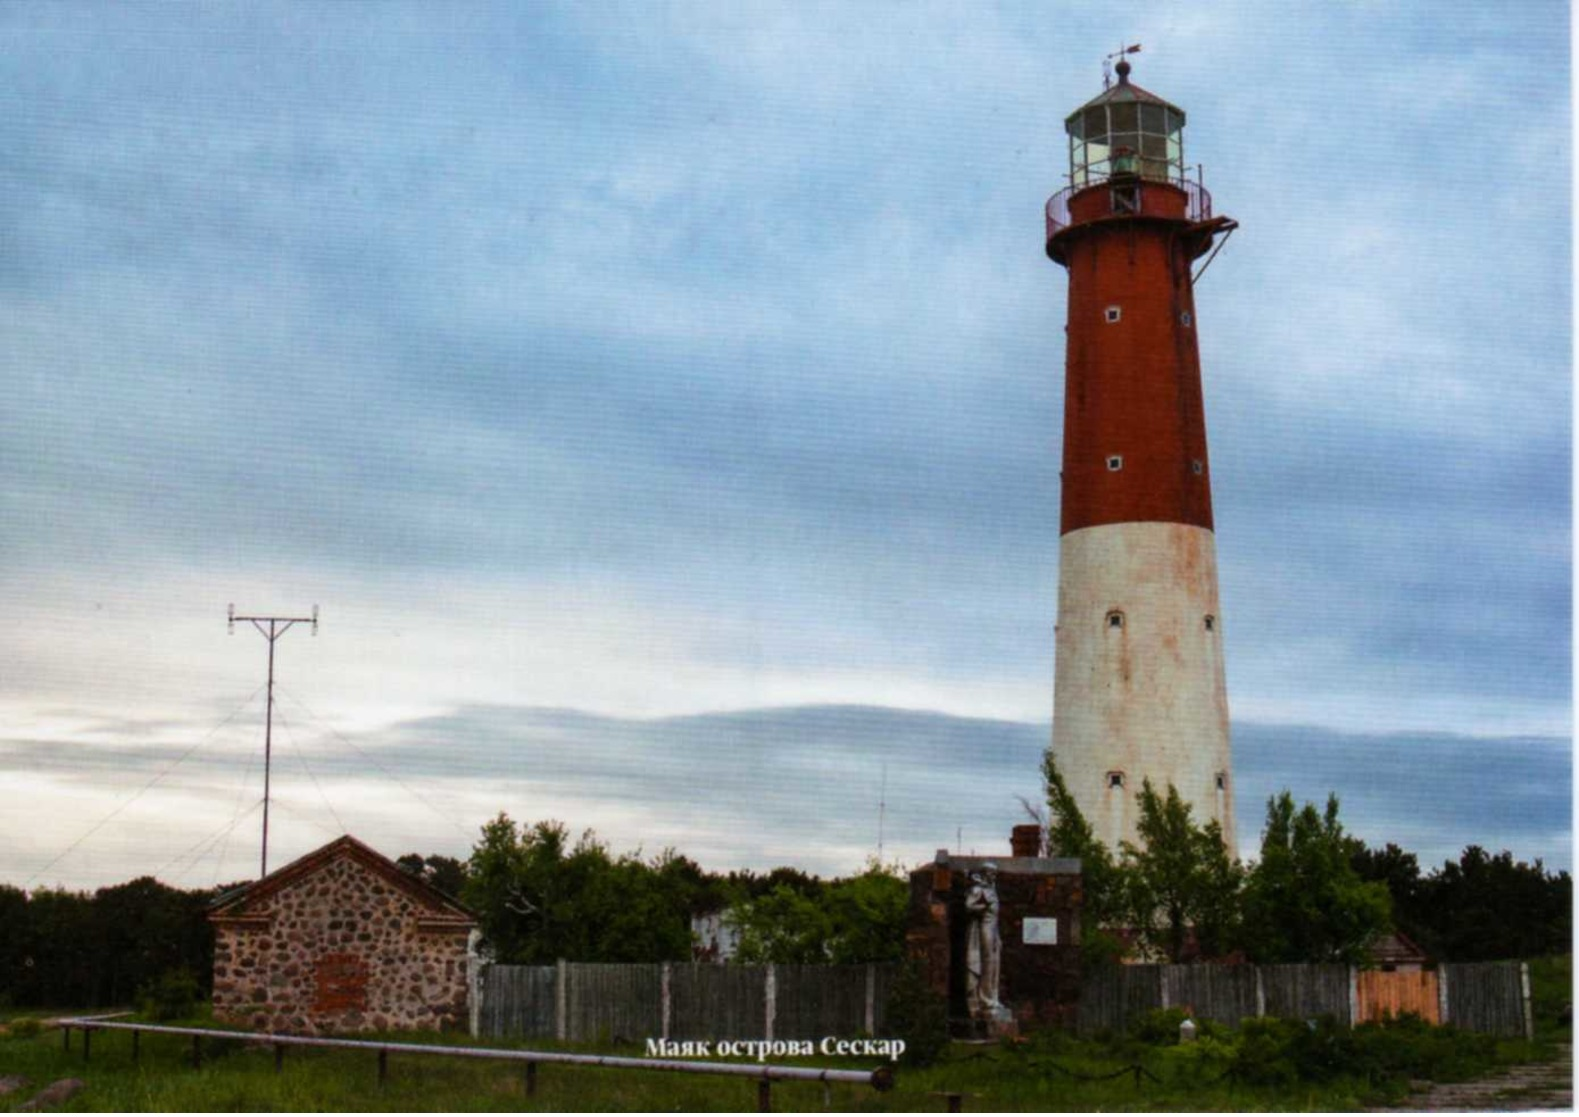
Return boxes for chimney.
[1010,824,1042,859]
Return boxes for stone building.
[209,834,478,1035]
[907,825,1083,1035]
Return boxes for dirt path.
[1369,1043,1571,1111]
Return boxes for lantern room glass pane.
[1140,134,1166,158]
[1165,108,1182,135]
[1083,107,1108,142]
[1110,102,1138,131]
[1140,103,1165,134]
[1110,132,1138,160]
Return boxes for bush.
[1231,1016,1303,1086]
[7,1016,42,1039]
[883,961,950,1068]
[138,968,201,1022]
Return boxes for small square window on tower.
[1215,772,1227,791]
[1204,614,1216,631]
[1180,310,1193,327]
[1107,771,1126,790]
[1191,459,1204,475]
[1106,455,1123,471]
[1104,305,1122,324]
[1106,610,1124,630]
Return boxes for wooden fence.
[481,963,894,1043]
[1078,962,1530,1038]
[1442,962,1534,1039]
[484,960,1532,1043]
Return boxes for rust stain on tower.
[1046,55,1238,854]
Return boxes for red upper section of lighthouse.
[1047,62,1234,537]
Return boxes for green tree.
[729,884,833,963]
[1416,846,1571,961]
[1043,750,1131,969]
[1118,780,1243,962]
[396,852,469,899]
[823,861,908,964]
[462,814,697,963]
[1042,750,1123,924]
[1240,792,1391,964]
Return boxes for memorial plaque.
[1022,917,1058,945]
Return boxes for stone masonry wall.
[212,854,471,1035]
[908,853,1083,1032]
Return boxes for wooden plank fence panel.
[670,964,768,1041]
[565,964,663,1044]
[774,965,869,1040]
[481,965,556,1039]
[870,964,895,1035]
[1077,965,1162,1034]
[1260,964,1351,1026]
[1356,969,1439,1025]
[1443,962,1527,1037]
[1163,964,1259,1027]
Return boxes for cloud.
[4,703,1567,890]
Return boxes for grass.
[1528,953,1572,1044]
[0,1018,1544,1112]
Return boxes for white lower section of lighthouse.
[1051,521,1235,854]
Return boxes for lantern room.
[1065,59,1185,186]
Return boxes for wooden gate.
[1356,969,1439,1025]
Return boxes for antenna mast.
[877,763,887,863]
[229,604,319,878]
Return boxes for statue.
[963,863,1004,1018]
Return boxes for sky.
[0,1,1570,892]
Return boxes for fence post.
[764,964,777,1042]
[1520,962,1534,1041]
[555,959,568,1042]
[1437,965,1450,1027]
[1159,966,1171,1010]
[1347,966,1360,1028]
[865,964,876,1035]
[661,961,672,1041]
[1253,966,1266,1018]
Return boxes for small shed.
[209,834,477,1035]
[1369,930,1431,973]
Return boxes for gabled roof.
[208,834,476,924]
[1369,930,1431,966]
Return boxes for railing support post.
[192,1033,202,1068]
[62,1025,70,1052]
[757,1078,772,1112]
[82,1027,91,1063]
[132,1028,140,1063]
[524,1061,537,1096]
[275,1043,284,1073]
[377,1048,388,1088]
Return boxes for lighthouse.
[1045,56,1237,854]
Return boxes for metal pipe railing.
[1045,169,1213,240]
[57,1016,895,1106]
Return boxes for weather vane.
[1102,42,1142,89]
